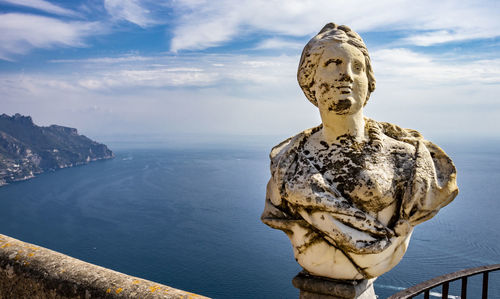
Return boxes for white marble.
[261,23,458,280]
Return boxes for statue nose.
[337,64,353,82]
[339,73,353,82]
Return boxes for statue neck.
[319,110,366,145]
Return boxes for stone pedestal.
[292,271,376,299]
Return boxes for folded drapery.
[262,118,458,279]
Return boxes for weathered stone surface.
[261,22,458,282]
[0,234,209,299]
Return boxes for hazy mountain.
[0,113,113,186]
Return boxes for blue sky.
[1,0,499,144]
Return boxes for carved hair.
[297,23,376,107]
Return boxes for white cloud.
[372,48,500,85]
[403,29,499,47]
[50,55,155,64]
[168,0,500,51]
[33,54,299,90]
[255,38,303,50]
[104,0,156,27]
[0,13,102,60]
[78,67,213,89]
[0,0,79,17]
[169,13,239,52]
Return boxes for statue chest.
[302,144,414,213]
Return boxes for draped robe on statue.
[261,118,458,280]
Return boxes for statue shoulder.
[270,137,293,160]
[371,120,452,165]
[269,126,320,170]
[372,119,424,145]
[366,119,458,224]
[369,119,455,179]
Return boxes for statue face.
[312,42,368,115]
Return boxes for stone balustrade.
[0,234,209,299]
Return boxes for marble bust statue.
[261,23,459,280]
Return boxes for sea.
[0,137,499,299]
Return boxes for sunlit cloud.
[78,67,213,89]
[50,55,155,64]
[403,29,500,47]
[169,15,239,52]
[104,0,157,27]
[35,54,298,90]
[168,0,500,51]
[0,0,80,17]
[255,38,303,50]
[0,13,103,61]
[372,48,500,84]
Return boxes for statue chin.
[285,221,413,280]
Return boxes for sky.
[0,0,499,145]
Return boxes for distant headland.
[0,113,114,187]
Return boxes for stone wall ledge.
[0,234,209,299]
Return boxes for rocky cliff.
[0,113,114,186]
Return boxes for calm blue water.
[0,140,499,298]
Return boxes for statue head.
[297,23,376,108]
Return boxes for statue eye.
[353,61,364,73]
[324,59,342,67]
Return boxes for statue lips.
[337,85,352,95]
